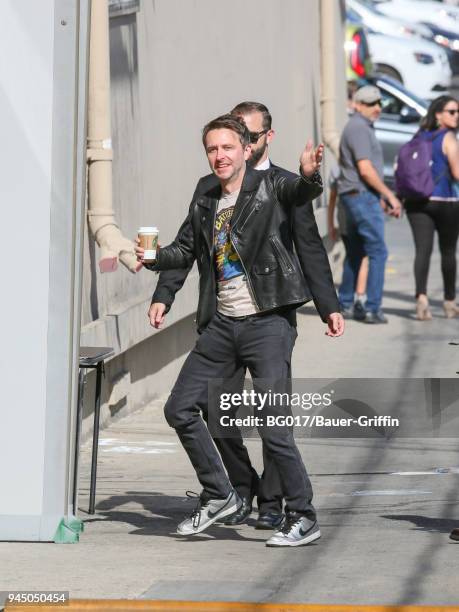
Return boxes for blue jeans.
[338,191,388,313]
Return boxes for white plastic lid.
[138,226,158,233]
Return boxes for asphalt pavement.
[2,403,458,607]
[1,210,459,607]
[296,213,459,379]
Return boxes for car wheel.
[374,65,403,84]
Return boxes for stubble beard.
[247,141,268,168]
[215,162,244,187]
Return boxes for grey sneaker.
[341,306,354,319]
[177,490,240,536]
[364,310,388,324]
[266,512,320,547]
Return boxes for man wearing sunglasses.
[337,85,402,325]
[145,104,342,542]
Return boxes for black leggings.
[405,199,459,300]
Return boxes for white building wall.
[0,1,55,518]
[0,0,89,540]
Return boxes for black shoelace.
[280,513,301,535]
[185,491,204,529]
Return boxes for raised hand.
[300,140,324,177]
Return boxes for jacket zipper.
[236,204,257,233]
[269,235,293,274]
[197,203,218,325]
[210,200,218,254]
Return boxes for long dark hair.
[420,95,458,131]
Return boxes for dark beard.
[248,142,267,168]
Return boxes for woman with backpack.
[401,95,459,320]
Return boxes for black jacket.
[148,166,339,332]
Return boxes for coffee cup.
[138,227,159,263]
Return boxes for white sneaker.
[177,490,240,536]
[266,512,320,547]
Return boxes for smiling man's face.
[204,128,251,185]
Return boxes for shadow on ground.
[382,513,459,534]
[81,490,263,541]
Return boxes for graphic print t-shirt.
[214,190,258,317]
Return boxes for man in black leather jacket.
[149,102,340,532]
[136,114,344,546]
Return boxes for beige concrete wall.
[79,0,347,433]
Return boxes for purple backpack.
[395,130,444,199]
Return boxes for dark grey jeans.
[164,312,316,518]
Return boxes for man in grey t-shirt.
[337,85,402,324]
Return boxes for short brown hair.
[202,114,250,148]
[231,101,272,130]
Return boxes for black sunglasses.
[361,99,382,107]
[443,109,459,115]
[249,129,268,143]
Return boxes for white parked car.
[373,0,459,35]
[347,0,433,39]
[367,31,452,98]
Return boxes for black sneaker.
[255,512,285,530]
[266,512,320,547]
[353,300,366,321]
[177,490,240,535]
[364,310,388,324]
[223,496,253,525]
[450,528,459,541]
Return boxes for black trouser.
[405,199,459,300]
[201,368,284,514]
[257,433,285,513]
[164,312,316,518]
[200,369,262,501]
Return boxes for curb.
[5,601,459,612]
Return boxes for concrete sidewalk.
[1,398,459,606]
[1,212,459,607]
[296,215,459,379]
